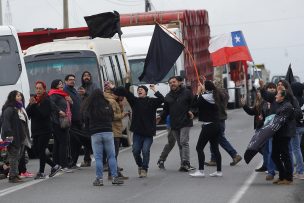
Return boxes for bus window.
[116,54,127,79]
[103,56,115,84]
[108,56,119,86]
[0,36,22,86]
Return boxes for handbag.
[59,101,72,129]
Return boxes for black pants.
[33,134,55,173]
[53,124,69,168]
[272,136,292,181]
[70,123,91,166]
[18,147,26,174]
[196,123,221,171]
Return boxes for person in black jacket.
[81,89,123,186]
[49,79,73,172]
[114,74,164,178]
[79,71,98,167]
[1,91,29,183]
[26,81,61,179]
[190,81,222,177]
[160,76,195,172]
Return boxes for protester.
[26,81,61,179]
[104,81,129,180]
[156,76,185,170]
[64,74,82,169]
[115,73,164,178]
[49,79,73,172]
[79,71,98,167]
[190,80,222,177]
[160,76,195,172]
[290,82,304,179]
[1,91,31,183]
[206,81,242,167]
[81,89,124,186]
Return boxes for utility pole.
[0,0,3,25]
[145,0,151,12]
[63,0,69,28]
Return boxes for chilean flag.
[209,31,253,67]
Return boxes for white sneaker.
[209,171,223,177]
[298,174,304,180]
[61,168,74,173]
[189,170,205,177]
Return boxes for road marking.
[0,130,168,197]
[228,161,262,203]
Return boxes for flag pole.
[118,37,130,74]
[156,22,201,83]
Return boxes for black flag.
[138,24,184,83]
[84,11,122,39]
[285,63,295,84]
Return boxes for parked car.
[271,75,301,84]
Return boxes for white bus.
[24,37,128,93]
[0,26,30,113]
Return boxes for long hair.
[278,79,294,102]
[204,80,220,107]
[2,90,20,111]
[253,90,263,114]
[80,89,110,121]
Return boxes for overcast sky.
[4,0,304,81]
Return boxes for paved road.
[0,109,303,203]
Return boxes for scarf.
[48,89,69,98]
[34,92,48,104]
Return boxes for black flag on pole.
[285,63,295,84]
[84,11,122,39]
[138,24,184,83]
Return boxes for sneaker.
[138,167,142,176]
[80,162,91,167]
[139,169,147,178]
[230,155,242,166]
[61,167,73,173]
[20,171,34,178]
[178,165,189,172]
[179,162,195,172]
[209,171,223,177]
[0,174,7,180]
[205,161,216,166]
[112,176,124,185]
[297,174,304,180]
[118,171,129,180]
[118,166,124,171]
[277,179,293,185]
[8,176,24,183]
[93,178,104,186]
[255,166,267,172]
[273,178,283,184]
[157,160,165,170]
[70,165,81,170]
[265,174,274,181]
[189,170,205,177]
[35,172,46,180]
[49,165,62,177]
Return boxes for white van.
[0,26,30,113]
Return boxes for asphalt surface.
[0,109,303,203]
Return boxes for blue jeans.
[291,127,304,174]
[132,133,153,170]
[264,138,276,176]
[211,120,237,161]
[91,132,117,179]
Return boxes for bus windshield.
[129,58,175,85]
[25,57,100,93]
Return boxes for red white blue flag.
[209,31,252,67]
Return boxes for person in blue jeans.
[81,89,123,186]
[113,74,164,178]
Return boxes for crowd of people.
[1,71,303,187]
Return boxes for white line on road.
[0,130,168,197]
[228,161,262,203]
